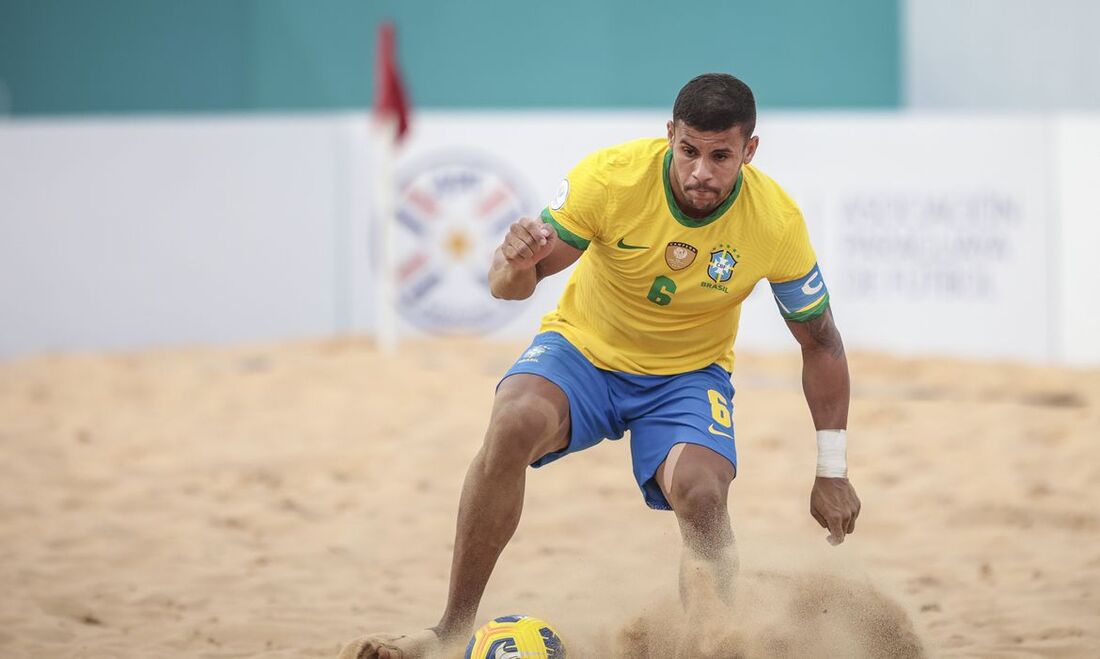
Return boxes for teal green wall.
[0,0,899,115]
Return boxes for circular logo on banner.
[550,178,569,210]
[391,152,536,334]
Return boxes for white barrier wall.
[1054,116,1100,364]
[0,116,352,355]
[752,115,1055,360]
[1,112,1096,364]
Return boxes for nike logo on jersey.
[707,424,734,440]
[616,238,648,250]
[801,271,823,295]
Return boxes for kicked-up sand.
[0,337,1097,657]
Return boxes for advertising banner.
[0,112,1076,362]
[377,113,1054,360]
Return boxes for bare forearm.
[489,217,581,300]
[795,308,850,430]
[795,307,860,544]
[488,248,538,300]
[802,345,849,430]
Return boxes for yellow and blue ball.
[464,615,566,658]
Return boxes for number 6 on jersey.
[647,275,677,306]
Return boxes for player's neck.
[671,183,728,221]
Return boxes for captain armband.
[770,263,829,322]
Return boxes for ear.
[743,135,760,164]
[666,120,675,146]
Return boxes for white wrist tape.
[816,429,848,478]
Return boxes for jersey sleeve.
[767,210,830,322]
[540,151,609,250]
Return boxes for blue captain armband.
[771,263,830,322]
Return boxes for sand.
[1,337,1098,658]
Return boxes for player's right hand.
[500,217,556,270]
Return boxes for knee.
[481,393,567,472]
[667,466,732,523]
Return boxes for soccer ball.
[464,615,566,658]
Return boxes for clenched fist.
[501,217,557,270]
[810,476,861,545]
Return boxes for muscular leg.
[434,375,570,639]
[656,444,739,657]
[342,374,570,659]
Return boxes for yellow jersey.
[539,137,827,375]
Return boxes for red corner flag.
[374,22,409,141]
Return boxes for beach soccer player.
[341,72,861,659]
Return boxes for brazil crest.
[707,249,737,283]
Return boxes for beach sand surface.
[1,338,1098,657]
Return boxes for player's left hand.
[810,476,860,545]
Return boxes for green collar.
[662,148,743,228]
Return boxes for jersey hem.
[537,321,735,375]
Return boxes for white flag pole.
[373,116,398,353]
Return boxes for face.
[666,119,758,218]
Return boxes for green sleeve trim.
[782,292,830,322]
[540,208,590,250]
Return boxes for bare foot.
[337,629,443,659]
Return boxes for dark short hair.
[673,73,756,138]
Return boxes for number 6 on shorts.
[707,389,732,428]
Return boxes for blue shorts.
[500,332,737,510]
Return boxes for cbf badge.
[392,152,536,334]
[665,241,698,271]
[707,244,740,283]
